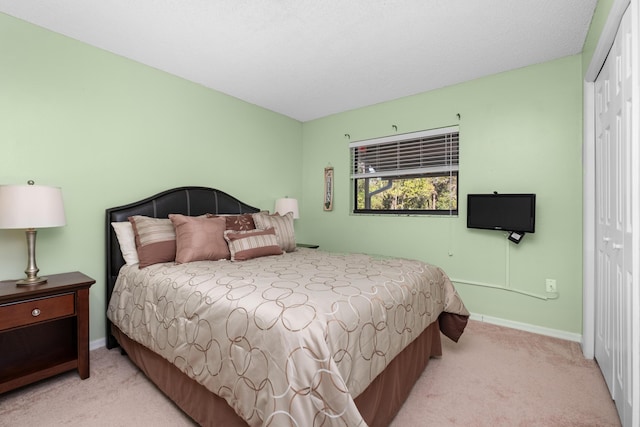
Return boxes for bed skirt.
[111,319,443,427]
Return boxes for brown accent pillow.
[207,213,257,231]
[128,216,176,268]
[223,227,283,261]
[169,214,229,263]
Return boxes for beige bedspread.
[107,248,469,426]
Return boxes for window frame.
[350,126,459,216]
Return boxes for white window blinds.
[350,126,459,179]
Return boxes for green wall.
[2,6,600,341]
[0,14,303,341]
[300,55,584,334]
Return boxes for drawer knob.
[31,308,41,317]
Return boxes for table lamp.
[275,197,299,219]
[0,181,66,285]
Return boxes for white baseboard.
[469,313,582,343]
[90,337,106,351]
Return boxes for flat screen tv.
[467,193,536,233]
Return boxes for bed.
[105,186,469,427]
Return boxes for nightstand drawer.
[0,293,75,331]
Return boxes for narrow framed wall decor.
[324,166,334,211]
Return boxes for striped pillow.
[128,215,176,268]
[224,227,283,261]
[252,212,296,252]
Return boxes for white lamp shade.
[0,184,66,229]
[275,198,299,219]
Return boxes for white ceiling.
[1,0,598,122]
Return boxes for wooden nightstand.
[0,271,95,394]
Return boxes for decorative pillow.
[128,216,176,268]
[207,213,256,231]
[169,214,229,263]
[111,221,139,265]
[224,227,283,261]
[252,212,296,252]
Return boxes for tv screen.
[467,193,536,233]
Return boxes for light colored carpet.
[0,320,621,426]
[390,321,621,427]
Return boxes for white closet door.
[615,6,635,424]
[595,46,616,397]
[594,5,635,426]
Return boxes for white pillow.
[111,221,139,265]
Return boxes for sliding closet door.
[594,5,634,426]
[594,41,616,398]
[615,7,635,424]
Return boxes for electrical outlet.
[545,279,557,293]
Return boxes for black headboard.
[105,186,260,349]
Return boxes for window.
[350,126,459,215]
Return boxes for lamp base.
[16,228,48,286]
[17,276,48,286]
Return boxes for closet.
[590,2,638,426]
